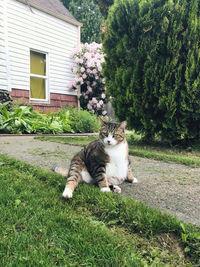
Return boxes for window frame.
[29,49,49,103]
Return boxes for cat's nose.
[107,140,111,144]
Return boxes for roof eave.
[16,0,83,27]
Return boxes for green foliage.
[67,107,100,133]
[103,0,200,143]
[60,0,71,9]
[68,0,103,43]
[93,0,114,18]
[0,103,99,134]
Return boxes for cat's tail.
[52,166,69,177]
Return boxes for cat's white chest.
[105,141,128,185]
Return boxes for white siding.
[5,0,78,97]
[0,0,9,90]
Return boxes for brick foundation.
[10,89,77,112]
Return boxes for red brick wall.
[10,89,77,113]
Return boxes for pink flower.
[101,93,106,99]
[68,81,74,89]
[98,66,102,72]
[74,77,79,84]
[99,100,104,105]
[77,77,83,85]
[80,67,85,73]
[73,67,78,74]
[92,97,98,104]
[74,57,83,64]
[87,61,92,68]
[92,69,97,74]
[82,73,87,79]
[84,52,91,59]
[92,81,97,86]
[97,103,101,109]
[87,86,92,92]
[75,57,80,64]
[87,103,92,110]
[71,48,80,57]
[87,69,92,74]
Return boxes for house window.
[30,50,48,101]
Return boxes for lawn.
[35,135,200,167]
[0,154,199,266]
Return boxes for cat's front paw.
[100,187,111,193]
[62,187,73,199]
[113,185,121,194]
[132,177,138,184]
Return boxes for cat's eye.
[102,132,108,137]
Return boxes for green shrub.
[103,0,200,143]
[66,107,100,133]
[0,103,99,134]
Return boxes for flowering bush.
[69,42,108,116]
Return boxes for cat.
[53,118,138,199]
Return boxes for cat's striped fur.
[54,119,137,199]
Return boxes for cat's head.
[99,118,126,146]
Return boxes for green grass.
[0,154,199,266]
[35,135,200,167]
[35,136,98,146]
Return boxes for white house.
[0,0,82,111]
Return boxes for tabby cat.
[54,119,137,199]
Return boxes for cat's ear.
[99,117,107,126]
[119,121,127,130]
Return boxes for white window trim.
[29,49,49,103]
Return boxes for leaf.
[15,199,21,207]
[184,247,190,253]
[15,120,21,127]
[180,222,186,233]
[107,219,120,225]
[181,233,188,243]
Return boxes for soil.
[0,136,199,226]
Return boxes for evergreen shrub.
[103,0,200,143]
